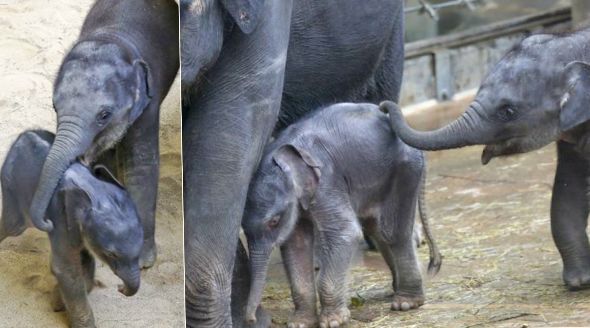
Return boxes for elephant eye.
[104,250,118,259]
[497,105,517,122]
[96,107,113,125]
[268,215,280,228]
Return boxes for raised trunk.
[30,123,88,231]
[381,101,485,151]
[245,244,271,324]
[117,266,141,296]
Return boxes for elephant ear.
[93,164,125,190]
[62,185,92,242]
[220,0,264,34]
[129,60,153,123]
[560,61,590,131]
[273,144,321,210]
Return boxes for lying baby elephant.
[242,103,442,328]
[0,130,143,328]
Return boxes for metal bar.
[572,0,590,28]
[405,6,571,58]
[405,0,485,16]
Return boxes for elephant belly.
[280,0,401,125]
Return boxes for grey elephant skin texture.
[387,27,590,291]
[29,0,179,269]
[0,130,144,328]
[242,103,442,328]
[181,0,405,325]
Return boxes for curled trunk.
[245,244,271,324]
[381,101,485,151]
[30,123,88,232]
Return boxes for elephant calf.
[242,103,442,328]
[0,130,143,328]
[386,27,590,291]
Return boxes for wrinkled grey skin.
[242,103,442,328]
[387,28,590,291]
[181,1,405,325]
[29,0,178,269]
[1,130,143,328]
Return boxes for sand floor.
[0,1,183,327]
[261,100,590,327]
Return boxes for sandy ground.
[261,99,590,327]
[0,1,184,327]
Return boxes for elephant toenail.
[329,320,339,327]
[401,302,410,311]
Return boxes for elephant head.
[179,0,264,93]
[386,33,590,163]
[242,144,321,323]
[63,163,144,296]
[30,40,152,231]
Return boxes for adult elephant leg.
[117,105,160,268]
[551,141,590,290]
[183,1,294,326]
[366,1,404,104]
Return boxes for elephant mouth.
[481,134,548,165]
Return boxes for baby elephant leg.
[49,237,95,328]
[381,164,425,311]
[81,249,96,294]
[280,219,318,328]
[315,202,362,328]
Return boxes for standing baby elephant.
[29,0,179,268]
[0,130,144,328]
[386,28,590,290]
[242,103,442,328]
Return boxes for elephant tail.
[418,156,442,276]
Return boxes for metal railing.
[405,0,487,21]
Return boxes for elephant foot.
[563,264,590,291]
[139,245,157,269]
[51,286,65,312]
[391,293,424,311]
[287,310,318,328]
[319,305,350,328]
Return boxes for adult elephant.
[29,0,179,268]
[386,29,590,291]
[181,0,405,326]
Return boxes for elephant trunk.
[381,101,485,151]
[117,266,141,296]
[245,244,272,324]
[30,122,89,231]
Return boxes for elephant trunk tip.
[118,282,140,297]
[30,205,54,232]
[245,307,258,325]
[481,146,494,165]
